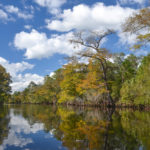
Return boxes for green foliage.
[0,65,11,103]
[77,59,109,104]
[12,69,63,104]
[58,62,87,104]
[118,8,150,105]
[110,54,139,102]
[0,105,9,144]
[120,55,150,105]
[118,110,150,149]
[11,53,144,105]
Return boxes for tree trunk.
[100,60,114,106]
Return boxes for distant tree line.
[9,53,150,106]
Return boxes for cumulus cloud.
[11,73,44,92]
[0,57,44,92]
[0,57,34,76]
[14,29,79,59]
[12,2,142,60]
[46,3,136,32]
[34,0,66,14]
[4,5,33,19]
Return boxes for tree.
[70,30,115,105]
[58,61,87,104]
[123,8,150,49]
[0,65,11,103]
[11,68,64,104]
[35,69,64,104]
[77,59,108,104]
[120,54,150,105]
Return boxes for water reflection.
[0,105,150,150]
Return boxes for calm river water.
[0,105,150,150]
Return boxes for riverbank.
[6,102,150,111]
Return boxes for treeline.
[10,53,150,106]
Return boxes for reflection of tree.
[57,107,111,150]
[104,111,140,150]
[11,105,61,132]
[78,120,109,149]
[0,106,10,145]
[56,107,144,150]
[59,113,86,149]
[119,110,150,149]
[103,108,114,150]
[1,105,150,150]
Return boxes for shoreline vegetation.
[1,8,150,108]
[6,103,150,111]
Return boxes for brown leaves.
[123,8,150,33]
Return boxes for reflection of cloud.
[0,109,44,150]
[10,109,44,134]
[0,131,33,149]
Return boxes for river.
[0,105,150,150]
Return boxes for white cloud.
[5,5,19,13]
[118,23,150,46]
[4,5,33,19]
[46,2,138,46]
[34,0,66,14]
[24,25,32,30]
[0,57,34,77]
[47,3,136,32]
[0,9,8,20]
[0,57,44,92]
[118,0,146,5]
[18,13,33,20]
[11,73,44,92]
[14,29,79,59]
[118,32,138,45]
[50,72,55,77]
[12,2,141,59]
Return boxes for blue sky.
[0,0,148,92]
